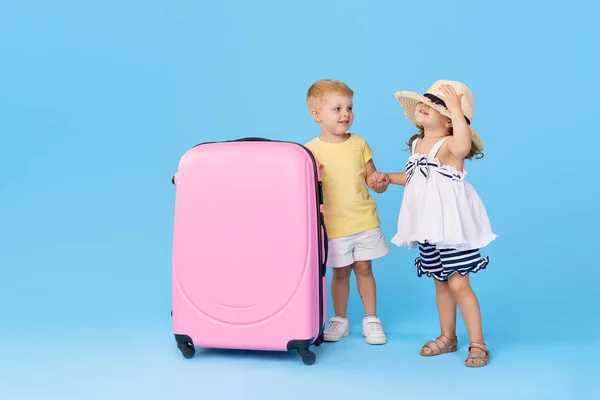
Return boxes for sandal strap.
[437,335,455,345]
[468,342,488,354]
[423,340,442,355]
[467,351,488,360]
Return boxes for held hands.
[318,163,389,192]
[368,171,390,193]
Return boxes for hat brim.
[394,90,484,154]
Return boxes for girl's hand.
[440,84,471,159]
[368,171,390,193]
[439,84,463,115]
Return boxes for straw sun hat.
[394,80,484,154]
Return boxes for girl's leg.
[447,273,487,365]
[421,278,458,355]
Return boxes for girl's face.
[414,102,451,129]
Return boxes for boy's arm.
[365,160,389,193]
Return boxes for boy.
[304,79,390,344]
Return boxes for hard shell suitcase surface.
[171,137,327,365]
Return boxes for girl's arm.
[448,112,471,159]
[386,172,407,186]
[439,84,471,159]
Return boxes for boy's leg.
[331,265,353,317]
[353,260,376,315]
[353,227,389,314]
[322,265,352,341]
[353,227,389,345]
[322,235,354,342]
[353,260,386,344]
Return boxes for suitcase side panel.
[172,140,326,351]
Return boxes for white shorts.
[326,227,389,268]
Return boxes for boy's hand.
[318,163,324,173]
[368,171,390,193]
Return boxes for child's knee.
[434,278,450,292]
[353,261,373,277]
[332,265,352,280]
[448,274,472,297]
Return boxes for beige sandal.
[465,343,489,367]
[420,335,458,357]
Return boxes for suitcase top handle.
[230,137,273,142]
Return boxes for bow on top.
[405,155,439,185]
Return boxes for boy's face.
[311,94,354,136]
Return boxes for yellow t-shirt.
[305,134,380,239]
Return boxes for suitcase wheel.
[177,342,196,359]
[287,339,318,365]
[175,334,196,359]
[297,348,316,366]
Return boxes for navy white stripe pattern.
[415,242,489,281]
[436,169,463,181]
[405,155,439,184]
[405,156,464,185]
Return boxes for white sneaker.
[362,315,387,345]
[323,316,350,342]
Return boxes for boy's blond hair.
[306,79,354,110]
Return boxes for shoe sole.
[323,330,350,342]
[363,332,387,345]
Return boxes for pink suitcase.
[171,137,328,365]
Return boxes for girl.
[372,80,497,367]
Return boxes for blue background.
[1,1,598,399]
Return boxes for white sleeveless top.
[390,137,497,250]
